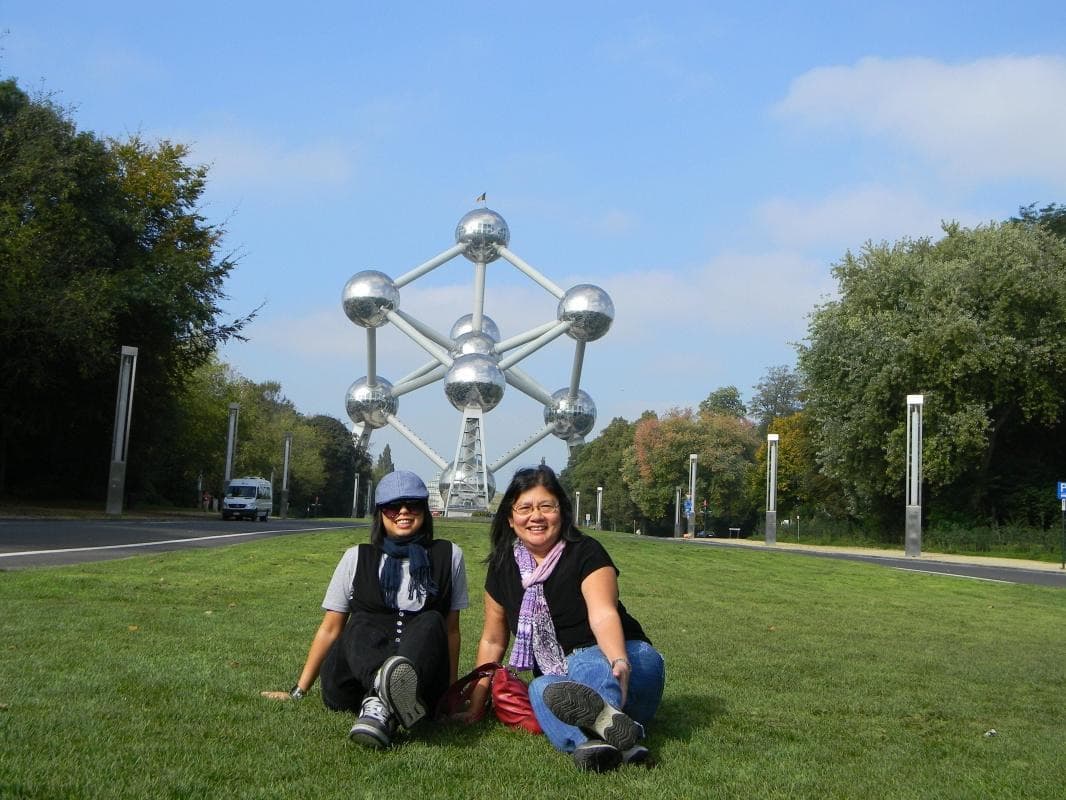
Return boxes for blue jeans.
[529,640,666,753]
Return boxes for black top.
[349,540,455,616]
[485,534,650,654]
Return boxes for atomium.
[342,206,613,514]
[455,208,510,263]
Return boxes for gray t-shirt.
[322,542,469,614]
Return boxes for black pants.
[320,609,449,716]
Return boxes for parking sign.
[1059,482,1066,500]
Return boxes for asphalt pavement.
[682,535,1066,588]
[0,514,364,569]
[2,512,1064,587]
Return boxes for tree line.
[563,205,1066,543]
[0,77,370,515]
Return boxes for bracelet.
[289,684,306,700]
[610,657,631,670]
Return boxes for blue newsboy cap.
[375,470,429,506]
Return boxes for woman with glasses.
[466,465,665,772]
[276,470,468,748]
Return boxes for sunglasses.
[380,499,426,519]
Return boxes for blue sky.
[5,2,1066,488]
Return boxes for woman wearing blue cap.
[278,470,469,747]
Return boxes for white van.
[221,476,273,521]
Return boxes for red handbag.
[437,661,542,734]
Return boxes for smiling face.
[509,486,563,560]
[379,499,426,539]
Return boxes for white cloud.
[757,184,983,250]
[775,55,1066,185]
[186,128,358,195]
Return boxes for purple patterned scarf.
[509,539,568,675]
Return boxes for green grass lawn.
[2,522,1065,799]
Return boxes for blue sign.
[1058,482,1066,500]
[683,498,693,515]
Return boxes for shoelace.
[360,695,390,724]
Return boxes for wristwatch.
[289,684,306,700]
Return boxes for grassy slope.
[2,521,1065,799]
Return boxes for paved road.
[0,516,365,569]
[3,516,1064,587]
[684,536,1066,588]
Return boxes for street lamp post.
[688,453,698,538]
[223,403,240,486]
[281,432,292,519]
[596,486,603,530]
[575,490,580,526]
[765,433,779,545]
[106,346,139,515]
[674,486,682,538]
[905,394,924,557]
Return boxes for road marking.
[892,567,1013,584]
[0,526,350,558]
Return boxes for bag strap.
[435,662,503,721]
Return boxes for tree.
[374,445,395,483]
[621,407,760,533]
[1012,202,1066,240]
[564,417,641,531]
[749,365,804,435]
[0,78,252,501]
[698,386,747,417]
[798,220,1066,530]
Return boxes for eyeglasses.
[380,500,426,519]
[512,501,560,517]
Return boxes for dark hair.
[487,465,582,570]
[370,499,434,547]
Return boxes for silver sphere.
[444,353,506,412]
[342,270,399,328]
[438,464,496,503]
[455,208,510,263]
[451,331,498,358]
[545,388,596,440]
[450,313,501,342]
[558,284,614,342]
[345,377,397,429]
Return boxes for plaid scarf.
[509,539,567,675]
[380,534,437,609]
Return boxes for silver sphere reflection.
[450,313,501,342]
[438,464,496,504]
[444,353,506,412]
[451,331,498,358]
[342,270,399,328]
[345,377,397,429]
[558,284,614,342]
[544,388,596,440]
[455,208,510,263]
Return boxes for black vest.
[349,540,454,616]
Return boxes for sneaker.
[375,655,425,729]
[543,681,641,751]
[348,695,395,748]
[622,744,653,767]
[572,740,623,772]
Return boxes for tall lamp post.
[674,486,682,538]
[688,453,698,538]
[106,346,139,515]
[765,433,779,545]
[280,432,292,519]
[596,486,603,530]
[224,403,240,486]
[905,394,924,557]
